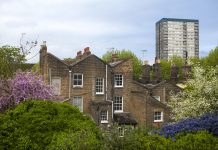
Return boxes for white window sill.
[114,111,123,113]
[154,120,163,123]
[101,120,108,124]
[96,93,104,95]
[114,86,123,88]
[73,85,83,88]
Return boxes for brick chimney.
[182,65,191,80]
[83,47,91,57]
[76,51,82,59]
[39,41,48,81]
[142,61,151,83]
[153,58,162,83]
[171,64,179,82]
[112,53,118,62]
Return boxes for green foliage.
[0,45,25,78]
[160,56,185,80]
[203,46,218,67]
[189,46,218,68]
[0,100,102,150]
[31,63,39,72]
[102,49,142,79]
[103,126,171,150]
[103,126,217,150]
[171,131,218,150]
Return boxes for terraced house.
[39,41,181,131]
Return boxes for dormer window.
[114,74,123,87]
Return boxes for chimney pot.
[83,47,91,56]
[42,41,46,46]
[143,60,148,65]
[84,47,90,53]
[112,53,118,62]
[76,51,82,59]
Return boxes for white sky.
[0,0,218,64]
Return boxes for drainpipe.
[69,70,72,99]
[105,64,113,119]
[49,68,51,86]
[106,64,108,100]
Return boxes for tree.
[102,49,142,79]
[0,100,102,149]
[0,46,25,78]
[0,71,58,112]
[202,46,218,67]
[168,65,218,121]
[160,56,185,80]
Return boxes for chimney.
[76,51,82,59]
[171,64,179,82]
[39,41,47,78]
[112,53,118,62]
[182,65,191,80]
[83,47,91,57]
[142,62,151,83]
[40,41,47,53]
[153,63,162,83]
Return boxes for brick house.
[39,42,181,130]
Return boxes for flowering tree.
[0,71,58,112]
[169,65,218,121]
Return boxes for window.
[96,78,104,94]
[100,110,108,123]
[73,73,83,87]
[154,111,163,122]
[114,96,123,113]
[118,127,124,137]
[51,77,61,95]
[72,96,83,112]
[153,96,160,101]
[114,74,123,87]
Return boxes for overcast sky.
[0,0,218,64]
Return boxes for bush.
[158,111,218,138]
[0,100,102,149]
[103,126,171,150]
[172,131,218,150]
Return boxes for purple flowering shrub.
[158,111,218,138]
[0,71,59,112]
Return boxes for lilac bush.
[158,111,218,138]
[0,71,59,112]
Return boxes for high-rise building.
[156,18,199,60]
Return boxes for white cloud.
[0,0,217,64]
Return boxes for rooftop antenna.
[141,49,148,64]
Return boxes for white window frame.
[100,110,108,123]
[153,96,161,101]
[114,74,123,87]
[154,111,163,122]
[118,127,124,137]
[73,73,83,87]
[96,77,104,95]
[114,96,123,113]
[51,77,61,96]
[72,96,83,112]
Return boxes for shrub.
[158,111,218,138]
[172,131,218,150]
[0,100,102,149]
